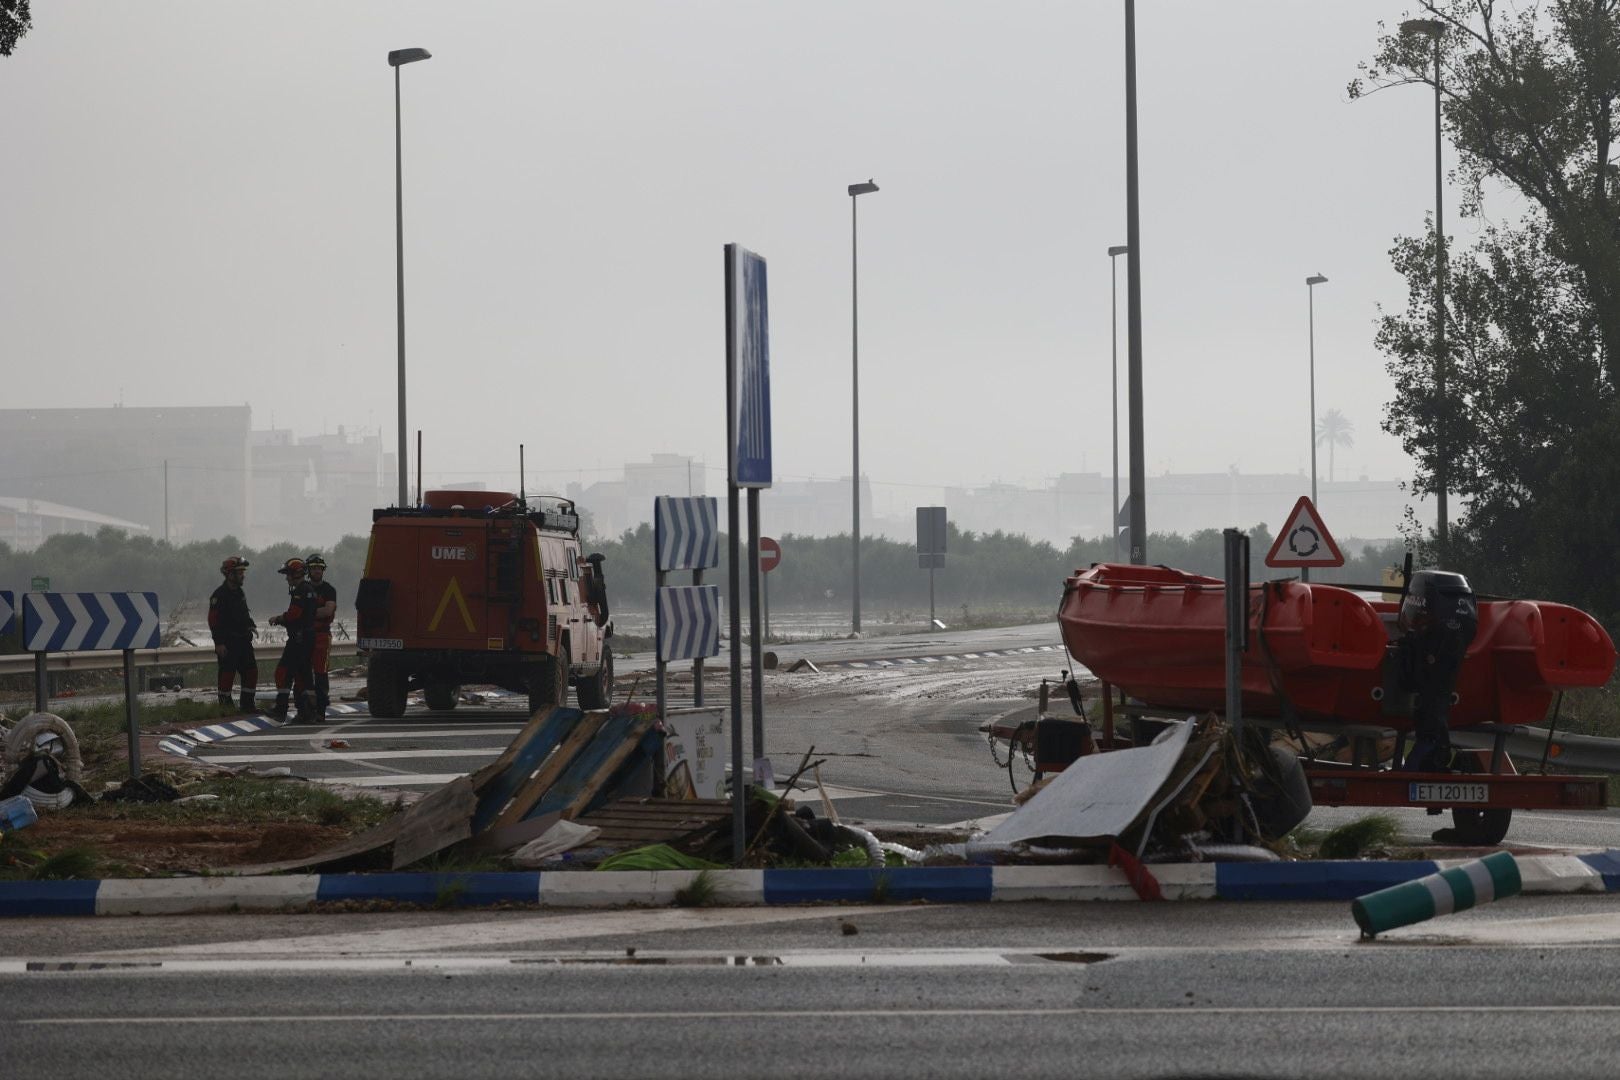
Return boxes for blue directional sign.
[655,496,720,573]
[0,591,13,637]
[23,592,161,652]
[725,244,772,488]
[656,585,721,662]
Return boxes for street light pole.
[388,46,432,508]
[1304,273,1328,585]
[1123,0,1147,565]
[1108,245,1128,562]
[1402,18,1447,548]
[848,179,878,635]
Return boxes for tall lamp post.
[1401,17,1447,547]
[388,46,432,507]
[848,178,878,634]
[1123,0,1147,564]
[1108,245,1128,561]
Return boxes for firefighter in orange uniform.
[306,554,338,714]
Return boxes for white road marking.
[218,727,522,744]
[198,748,505,764]
[313,773,467,787]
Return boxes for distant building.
[0,496,149,551]
[247,426,392,547]
[567,454,705,539]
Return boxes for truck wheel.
[528,648,569,716]
[424,682,459,711]
[367,655,408,719]
[576,644,614,710]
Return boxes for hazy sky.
[1,2,1475,502]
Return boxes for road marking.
[27,1004,1620,1025]
[198,748,506,764]
[212,727,522,744]
[316,773,470,787]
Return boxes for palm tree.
[1315,409,1355,483]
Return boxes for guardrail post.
[33,652,46,713]
[122,648,141,778]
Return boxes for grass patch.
[673,868,719,908]
[83,776,392,830]
[1316,814,1402,859]
[0,834,103,881]
[403,848,510,874]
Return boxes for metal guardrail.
[1450,725,1620,776]
[0,641,360,678]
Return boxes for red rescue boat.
[1057,562,1615,731]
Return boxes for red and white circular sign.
[758,536,782,573]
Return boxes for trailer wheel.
[527,648,569,716]
[424,682,459,712]
[576,645,613,710]
[1435,752,1512,845]
[367,655,408,719]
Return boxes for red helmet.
[277,558,306,577]
[221,555,249,575]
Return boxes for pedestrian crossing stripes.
[657,585,721,661]
[23,592,160,652]
[654,496,720,572]
[819,645,1061,670]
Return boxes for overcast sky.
[0,2,1471,503]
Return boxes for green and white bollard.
[1352,851,1521,938]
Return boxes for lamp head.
[1400,18,1444,40]
[1107,245,1129,257]
[848,180,879,197]
[388,48,432,67]
[1306,274,1328,286]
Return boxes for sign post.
[1223,529,1249,736]
[725,242,773,862]
[758,536,781,642]
[1263,495,1345,577]
[916,507,947,630]
[23,592,161,777]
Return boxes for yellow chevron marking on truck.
[427,576,476,633]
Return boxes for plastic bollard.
[1352,851,1521,938]
[0,794,39,835]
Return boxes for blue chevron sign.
[654,496,720,572]
[0,591,13,637]
[656,585,721,662]
[23,592,161,652]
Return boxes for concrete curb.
[3,853,1616,916]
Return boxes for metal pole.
[762,565,770,644]
[693,567,704,708]
[929,564,936,630]
[728,483,744,863]
[415,430,423,505]
[747,488,766,780]
[123,649,142,778]
[1432,35,1448,549]
[1110,252,1120,562]
[655,568,667,725]
[1124,0,1147,565]
[851,195,862,634]
[1223,529,1248,738]
[163,460,169,543]
[1304,283,1316,586]
[394,65,409,508]
[33,652,46,713]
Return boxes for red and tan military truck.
[354,490,612,717]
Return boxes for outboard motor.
[1395,570,1479,771]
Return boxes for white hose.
[1187,841,1280,863]
[837,824,889,867]
[3,712,83,784]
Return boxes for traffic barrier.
[1351,851,1521,937]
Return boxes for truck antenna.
[415,429,423,506]
[519,444,526,506]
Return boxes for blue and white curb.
[4,852,1618,916]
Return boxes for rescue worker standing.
[208,555,258,712]
[306,554,338,715]
[267,558,320,723]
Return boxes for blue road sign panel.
[726,244,772,488]
[656,585,721,662]
[655,496,720,573]
[23,592,161,652]
[0,591,13,637]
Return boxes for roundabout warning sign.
[1264,495,1344,569]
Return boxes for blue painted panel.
[1216,860,1438,901]
[763,867,993,905]
[727,244,772,488]
[316,872,541,907]
[1578,850,1620,891]
[470,707,582,833]
[0,880,100,917]
[526,713,643,819]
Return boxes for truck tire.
[424,682,459,712]
[576,644,614,710]
[528,648,568,716]
[367,654,408,719]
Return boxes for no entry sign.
[758,536,782,574]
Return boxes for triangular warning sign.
[1264,496,1345,569]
